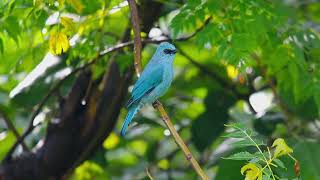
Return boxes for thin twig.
[0,112,28,151]
[128,0,142,76]
[175,16,212,42]
[145,167,154,180]
[153,101,208,179]
[176,46,231,88]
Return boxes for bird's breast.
[163,65,174,85]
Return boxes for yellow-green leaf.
[226,65,239,79]
[67,0,83,14]
[33,0,42,6]
[49,32,70,55]
[157,159,169,170]
[61,16,77,33]
[58,0,65,6]
[241,163,262,180]
[272,138,293,158]
[102,132,119,150]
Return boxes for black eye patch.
[163,49,177,54]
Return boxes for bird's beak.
[170,49,177,54]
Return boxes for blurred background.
[0,0,319,179]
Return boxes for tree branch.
[128,0,142,76]
[176,46,231,88]
[177,46,252,101]
[174,16,212,41]
[0,112,28,151]
[152,101,208,179]
[145,167,154,180]
[128,0,208,179]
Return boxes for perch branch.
[128,0,208,179]
[152,101,208,179]
[128,0,142,76]
[145,167,154,180]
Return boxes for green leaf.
[215,159,245,180]
[232,138,265,149]
[232,139,256,148]
[273,158,286,169]
[221,131,245,138]
[314,87,320,117]
[275,141,320,179]
[224,151,257,161]
[263,168,272,178]
[0,131,15,161]
[294,141,320,179]
[4,16,21,43]
[0,38,3,54]
[231,33,257,52]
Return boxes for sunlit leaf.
[58,0,65,6]
[61,16,77,33]
[73,161,105,180]
[0,131,15,161]
[272,138,293,158]
[226,65,239,79]
[103,132,120,150]
[49,32,70,55]
[67,0,84,14]
[128,140,147,156]
[241,163,262,180]
[157,159,169,170]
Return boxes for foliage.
[0,0,319,179]
[224,123,297,180]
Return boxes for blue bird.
[121,42,177,136]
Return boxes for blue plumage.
[121,42,177,136]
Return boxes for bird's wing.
[126,66,163,108]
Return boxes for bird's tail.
[121,105,140,136]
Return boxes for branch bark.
[128,0,142,76]
[153,101,208,179]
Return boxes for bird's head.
[156,42,177,57]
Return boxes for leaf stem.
[232,125,276,180]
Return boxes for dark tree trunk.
[0,61,132,180]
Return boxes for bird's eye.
[163,49,177,54]
[163,49,171,54]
